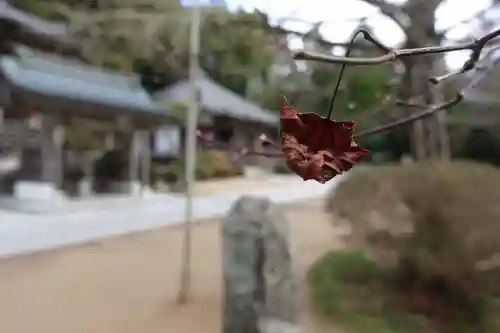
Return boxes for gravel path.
[0,201,348,333]
[0,175,346,257]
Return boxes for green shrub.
[197,149,242,178]
[308,250,430,333]
[455,129,500,166]
[325,161,500,331]
[273,160,293,174]
[152,161,185,184]
[152,149,243,185]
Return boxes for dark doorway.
[92,149,128,193]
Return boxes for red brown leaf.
[280,101,369,183]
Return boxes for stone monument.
[222,196,300,333]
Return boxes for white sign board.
[154,125,181,156]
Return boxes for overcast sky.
[224,0,498,69]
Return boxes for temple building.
[0,2,173,210]
[0,1,278,212]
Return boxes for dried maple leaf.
[281,101,369,183]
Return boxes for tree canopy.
[14,0,411,159]
[14,0,391,111]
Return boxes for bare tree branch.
[262,1,500,61]
[270,25,360,49]
[355,94,463,138]
[196,92,462,159]
[293,28,500,84]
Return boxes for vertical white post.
[177,4,201,304]
[128,130,140,195]
[139,130,151,194]
[41,114,64,187]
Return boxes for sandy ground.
[0,200,347,333]
[156,174,299,196]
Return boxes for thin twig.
[430,29,500,83]
[196,94,462,159]
[200,15,487,161]
[293,28,500,84]
[359,28,392,53]
[196,131,283,157]
[327,29,392,119]
[355,94,463,138]
[327,31,361,119]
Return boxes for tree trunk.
[401,57,440,160]
[403,56,450,160]
[432,56,452,160]
[401,0,451,160]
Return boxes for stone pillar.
[128,130,141,195]
[222,196,300,333]
[78,173,93,196]
[41,114,65,188]
[138,130,151,191]
[78,151,96,197]
[14,114,67,207]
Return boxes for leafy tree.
[18,1,278,98]
[15,0,397,127]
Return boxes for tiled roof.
[0,1,67,38]
[156,74,278,125]
[0,49,169,117]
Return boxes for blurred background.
[2,0,500,189]
[2,1,500,333]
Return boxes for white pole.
[177,4,201,304]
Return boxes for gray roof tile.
[157,74,278,125]
[0,1,67,38]
[0,50,168,117]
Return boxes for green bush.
[325,161,500,331]
[152,161,185,184]
[456,129,500,166]
[197,149,243,178]
[152,149,243,185]
[308,250,430,333]
[309,249,499,333]
[272,160,293,174]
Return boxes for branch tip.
[295,28,500,85]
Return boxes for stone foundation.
[14,181,66,201]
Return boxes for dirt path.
[157,174,301,196]
[0,201,346,333]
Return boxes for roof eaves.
[0,56,170,117]
[0,2,68,38]
[160,76,278,125]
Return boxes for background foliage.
[13,0,500,164]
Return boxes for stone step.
[0,153,21,176]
